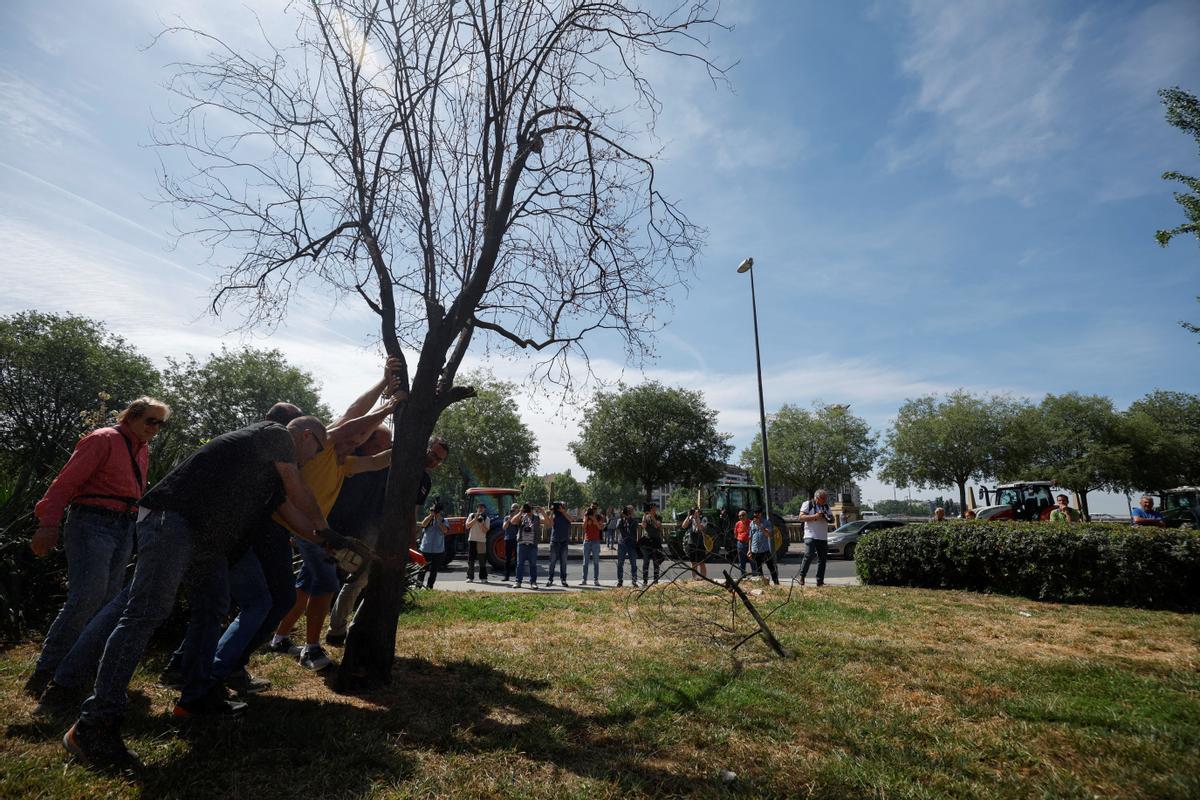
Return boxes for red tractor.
[975,481,1056,521]
[444,486,522,570]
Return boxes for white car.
[860,511,882,520]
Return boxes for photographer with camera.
[547,501,573,587]
[418,501,450,589]
[581,505,605,586]
[615,506,639,587]
[682,506,708,579]
[797,489,833,587]
[640,503,665,585]
[508,503,542,589]
[465,502,490,583]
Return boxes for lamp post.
[737,257,774,527]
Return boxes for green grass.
[2,585,1198,799]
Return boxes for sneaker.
[63,717,142,774]
[617,580,623,587]
[298,645,333,671]
[223,669,271,696]
[172,686,248,720]
[34,681,86,719]
[325,632,347,647]
[799,576,806,587]
[265,636,299,655]
[515,581,522,588]
[157,666,184,690]
[593,581,601,587]
[481,576,488,583]
[23,669,53,699]
[530,583,539,590]
[467,577,475,583]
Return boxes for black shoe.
[157,666,184,690]
[172,685,247,720]
[63,717,142,774]
[265,636,299,655]
[325,632,347,647]
[34,681,86,719]
[23,669,53,699]
[222,669,271,696]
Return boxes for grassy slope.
[1,585,1198,799]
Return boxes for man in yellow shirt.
[270,359,402,670]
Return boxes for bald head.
[287,415,328,464]
[265,402,304,425]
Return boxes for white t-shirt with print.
[801,500,831,540]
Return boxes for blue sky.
[1,1,1197,513]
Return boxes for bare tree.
[156,0,725,689]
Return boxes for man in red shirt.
[24,397,170,699]
[734,510,752,575]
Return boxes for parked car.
[861,511,882,520]
[826,519,907,560]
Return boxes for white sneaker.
[299,645,333,671]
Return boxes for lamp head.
[736,257,753,274]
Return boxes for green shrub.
[855,521,1200,611]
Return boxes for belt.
[71,503,138,522]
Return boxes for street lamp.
[736,257,774,527]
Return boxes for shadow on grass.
[7,656,742,798]
[326,656,739,796]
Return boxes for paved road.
[425,544,859,592]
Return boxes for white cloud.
[883,1,1091,201]
[0,70,97,149]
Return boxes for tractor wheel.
[770,514,790,559]
[486,530,508,571]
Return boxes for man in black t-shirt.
[60,417,340,772]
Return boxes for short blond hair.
[117,396,170,424]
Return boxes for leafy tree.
[1156,87,1200,336]
[570,382,732,504]
[516,475,549,508]
[427,372,538,507]
[154,347,330,480]
[584,473,639,511]
[740,403,878,503]
[665,484,704,516]
[0,311,160,528]
[1124,390,1200,491]
[547,469,585,512]
[1028,393,1129,520]
[880,391,1026,513]
[156,0,723,688]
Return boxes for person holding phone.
[418,502,450,589]
[797,489,833,587]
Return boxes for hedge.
[855,520,1200,611]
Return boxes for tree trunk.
[644,482,653,507]
[956,479,967,515]
[335,409,434,692]
[1079,490,1091,522]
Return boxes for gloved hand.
[317,528,349,550]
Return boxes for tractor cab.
[1160,487,1199,529]
[976,481,1056,521]
[682,483,788,560]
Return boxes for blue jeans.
[736,540,750,574]
[616,541,638,583]
[581,540,601,582]
[799,538,828,585]
[515,542,538,584]
[35,508,134,675]
[295,536,339,595]
[210,547,273,679]
[77,510,195,721]
[237,522,297,670]
[548,540,569,582]
[176,558,231,704]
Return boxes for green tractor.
[669,483,790,563]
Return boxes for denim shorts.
[295,536,339,595]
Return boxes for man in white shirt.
[797,489,832,587]
[465,502,490,582]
